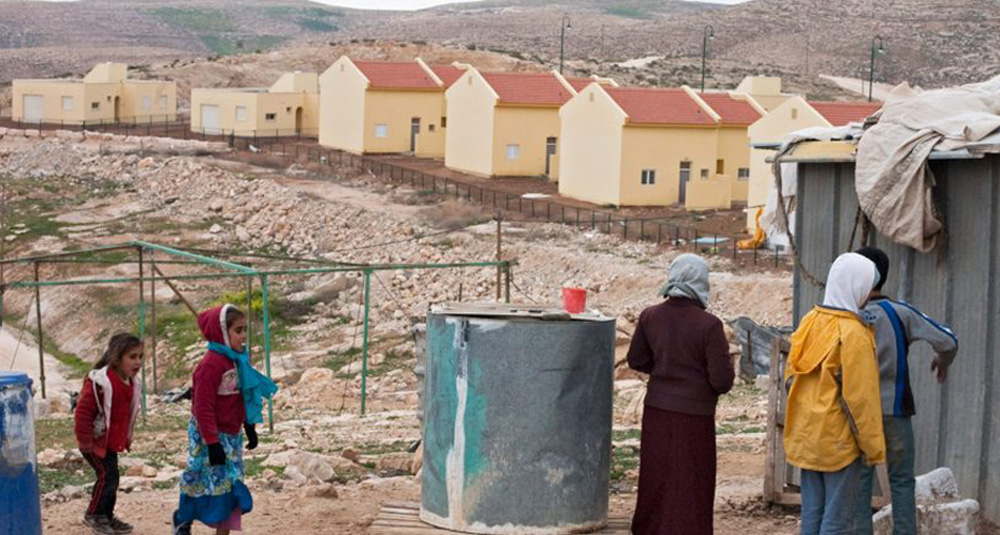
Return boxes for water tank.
[0,371,42,535]
[421,304,615,535]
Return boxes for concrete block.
[915,467,960,501]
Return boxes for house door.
[410,118,421,152]
[113,96,121,122]
[200,104,221,135]
[545,136,557,176]
[295,107,303,135]
[679,161,692,204]
[22,95,43,123]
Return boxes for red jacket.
[192,306,246,445]
[74,367,141,457]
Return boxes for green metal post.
[504,263,511,303]
[137,247,147,424]
[361,270,372,416]
[260,275,274,433]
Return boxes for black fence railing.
[234,140,789,269]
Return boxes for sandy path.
[819,74,897,101]
[0,324,71,396]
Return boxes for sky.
[310,0,747,11]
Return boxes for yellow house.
[12,63,177,126]
[318,57,465,158]
[697,91,766,203]
[190,72,319,138]
[559,84,762,211]
[735,76,796,112]
[444,68,609,179]
[746,98,882,229]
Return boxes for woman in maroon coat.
[627,254,735,535]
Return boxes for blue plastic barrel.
[0,371,42,535]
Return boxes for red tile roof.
[354,61,440,90]
[698,93,762,126]
[808,101,882,127]
[481,72,576,106]
[605,87,717,126]
[429,65,465,88]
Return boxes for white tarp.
[856,76,1000,252]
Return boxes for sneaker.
[172,521,192,535]
[108,516,134,535]
[83,515,114,535]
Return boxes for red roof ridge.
[604,86,717,126]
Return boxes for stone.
[375,453,414,475]
[340,448,360,463]
[59,485,87,500]
[209,224,223,234]
[754,374,771,391]
[302,483,339,499]
[283,465,308,485]
[209,199,225,212]
[873,468,979,535]
[141,465,159,478]
[914,467,960,501]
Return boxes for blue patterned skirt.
[173,417,253,528]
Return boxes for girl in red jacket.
[74,333,144,535]
[173,305,276,535]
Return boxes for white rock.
[915,467,960,501]
[59,485,87,500]
[209,224,223,234]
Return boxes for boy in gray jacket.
[855,247,959,535]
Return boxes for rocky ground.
[3,129,989,534]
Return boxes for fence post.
[623,218,629,240]
[657,224,662,244]
[360,270,372,416]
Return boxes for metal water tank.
[421,304,615,535]
[0,371,42,535]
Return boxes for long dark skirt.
[631,406,717,535]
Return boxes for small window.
[791,107,798,120]
[505,144,521,160]
[589,93,595,103]
[716,159,725,175]
[236,106,248,122]
[142,96,152,111]
[265,113,277,122]
[91,102,100,110]
[441,116,447,128]
[159,96,168,110]
[286,107,292,113]
[738,168,750,181]
[641,169,656,185]
[428,124,436,132]
[375,124,388,138]
[700,168,709,179]
[62,96,73,111]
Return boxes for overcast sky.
[311,0,747,11]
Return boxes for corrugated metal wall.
[793,156,1000,523]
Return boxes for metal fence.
[236,140,789,268]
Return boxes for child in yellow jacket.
[784,252,886,535]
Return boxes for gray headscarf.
[658,254,710,308]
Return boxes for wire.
[338,282,366,415]
[325,219,488,254]
[5,292,36,371]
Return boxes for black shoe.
[83,515,114,535]
[108,516,134,534]
[172,520,192,535]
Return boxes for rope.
[5,292,36,371]
[338,283,366,414]
[772,144,825,289]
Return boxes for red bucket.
[561,287,587,314]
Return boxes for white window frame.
[265,112,277,123]
[61,96,73,111]
[375,123,389,138]
[641,169,656,185]
[236,106,248,122]
[738,168,750,181]
[505,144,521,160]
[159,95,168,110]
[142,96,152,111]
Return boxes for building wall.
[491,106,561,177]
[191,90,315,137]
[363,89,445,154]
[82,83,121,123]
[746,97,830,229]
[617,125,718,206]
[444,70,497,177]
[558,85,625,205]
[119,82,177,123]
[717,126,752,203]
[685,177,733,211]
[319,57,367,153]
[415,93,449,158]
[12,81,87,124]
[793,156,1000,525]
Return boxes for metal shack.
[786,141,1000,524]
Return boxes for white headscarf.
[659,254,710,308]
[822,252,879,314]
